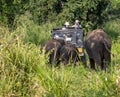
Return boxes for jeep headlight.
[54,34,59,38]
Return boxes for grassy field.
[0,17,120,97]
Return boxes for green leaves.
[0,0,117,32]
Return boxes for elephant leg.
[72,54,79,67]
[103,51,111,70]
[81,54,87,67]
[72,57,76,67]
[89,58,95,69]
[101,57,104,70]
[49,53,57,65]
[93,53,102,69]
[62,57,68,65]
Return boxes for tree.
[0,0,111,31]
[0,0,29,27]
[58,0,111,31]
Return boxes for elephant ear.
[104,36,112,48]
[103,39,111,53]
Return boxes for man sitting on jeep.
[62,21,70,30]
[72,20,82,28]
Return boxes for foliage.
[58,0,111,31]
[0,18,120,97]
[0,0,112,31]
[103,19,120,40]
[0,0,120,97]
[111,0,120,9]
[0,0,29,27]
[13,15,57,45]
[0,29,42,96]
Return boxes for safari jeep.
[51,27,85,57]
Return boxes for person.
[72,20,82,28]
[62,21,70,30]
[64,21,70,28]
[72,20,83,45]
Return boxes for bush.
[103,19,120,40]
[13,15,57,45]
[0,30,44,96]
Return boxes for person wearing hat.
[72,20,83,46]
[62,21,70,30]
[72,20,82,28]
[64,21,70,28]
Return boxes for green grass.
[104,19,120,40]
[0,18,120,97]
[13,15,57,45]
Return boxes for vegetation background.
[0,0,120,97]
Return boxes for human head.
[75,20,80,24]
[64,22,70,27]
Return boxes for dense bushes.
[13,15,56,45]
[0,0,112,31]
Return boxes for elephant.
[40,38,65,65]
[60,43,80,66]
[85,29,112,70]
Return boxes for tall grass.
[0,18,120,97]
[13,15,57,45]
[104,19,120,40]
[0,31,42,96]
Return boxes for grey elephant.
[85,29,112,70]
[40,38,65,65]
[60,43,80,66]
